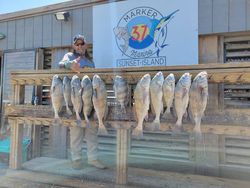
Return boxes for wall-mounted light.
[0,33,5,40]
[54,11,70,21]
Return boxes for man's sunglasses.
[75,42,85,46]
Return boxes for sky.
[0,0,71,14]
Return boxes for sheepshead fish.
[173,72,192,133]
[189,71,208,139]
[81,75,93,128]
[113,75,128,113]
[71,75,83,127]
[163,73,175,118]
[150,71,164,130]
[92,74,108,135]
[51,75,64,125]
[133,74,151,138]
[63,76,72,117]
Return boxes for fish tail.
[161,44,168,48]
[52,117,62,126]
[153,118,161,131]
[97,123,108,135]
[66,106,72,116]
[121,104,126,113]
[85,115,91,128]
[132,120,143,139]
[175,117,182,127]
[156,49,160,57]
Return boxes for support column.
[116,128,129,185]
[9,119,23,169]
[9,84,25,169]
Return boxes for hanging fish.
[63,76,73,117]
[71,75,83,127]
[150,71,164,130]
[113,75,128,113]
[81,75,93,128]
[189,71,208,140]
[50,75,64,125]
[133,74,151,138]
[173,72,192,133]
[92,74,108,135]
[162,73,175,118]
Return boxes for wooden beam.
[10,62,250,85]
[6,116,250,137]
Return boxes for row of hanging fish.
[132,71,208,139]
[50,74,108,135]
[50,71,208,138]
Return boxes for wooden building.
[1,0,250,186]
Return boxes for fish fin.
[156,49,160,57]
[78,88,82,96]
[133,105,138,122]
[182,88,188,99]
[161,28,165,36]
[51,86,56,93]
[71,87,75,97]
[85,119,91,129]
[160,102,164,114]
[93,89,97,98]
[156,27,161,31]
[161,44,168,48]
[163,107,171,119]
[155,41,158,48]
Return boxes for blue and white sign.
[93,0,198,68]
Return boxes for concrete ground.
[0,157,250,188]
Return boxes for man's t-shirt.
[59,52,95,68]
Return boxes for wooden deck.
[1,157,250,188]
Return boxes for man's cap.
[73,34,85,44]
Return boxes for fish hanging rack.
[6,62,250,185]
[10,62,250,85]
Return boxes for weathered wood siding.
[199,0,250,34]
[0,7,92,51]
[1,0,250,51]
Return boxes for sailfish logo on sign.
[114,7,179,58]
[153,9,179,56]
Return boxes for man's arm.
[59,53,73,69]
[59,53,80,73]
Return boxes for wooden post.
[9,119,23,169]
[9,84,25,169]
[195,133,219,176]
[12,85,25,104]
[32,125,41,158]
[116,126,129,185]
